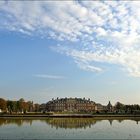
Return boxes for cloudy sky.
[0,1,140,105]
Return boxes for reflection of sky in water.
[0,118,140,139]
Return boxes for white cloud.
[1,1,140,77]
[33,74,65,79]
[75,60,103,73]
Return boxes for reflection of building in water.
[46,97,96,112]
[0,118,140,128]
[108,119,113,125]
[117,119,124,123]
[45,118,99,129]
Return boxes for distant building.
[46,97,96,112]
[107,101,113,112]
[95,103,105,111]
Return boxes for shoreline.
[1,114,140,118]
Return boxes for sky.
[1,1,140,105]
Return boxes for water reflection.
[0,117,140,129]
[44,118,99,129]
[0,119,33,127]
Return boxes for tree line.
[0,98,40,113]
[114,102,140,114]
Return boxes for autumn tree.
[0,98,7,111]
[27,101,33,112]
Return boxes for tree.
[18,98,25,113]
[0,98,7,111]
[12,101,18,112]
[114,102,124,112]
[133,104,140,110]
[34,103,40,112]
[27,101,34,112]
[7,100,14,113]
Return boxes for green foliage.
[114,102,140,114]
[115,102,124,110]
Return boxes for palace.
[46,97,98,112]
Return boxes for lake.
[0,117,140,139]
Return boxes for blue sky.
[0,1,140,105]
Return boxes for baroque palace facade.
[46,97,97,112]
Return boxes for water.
[0,117,140,139]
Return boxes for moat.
[0,117,140,139]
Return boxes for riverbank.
[1,114,140,118]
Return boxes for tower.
[107,101,112,112]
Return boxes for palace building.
[46,97,96,112]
